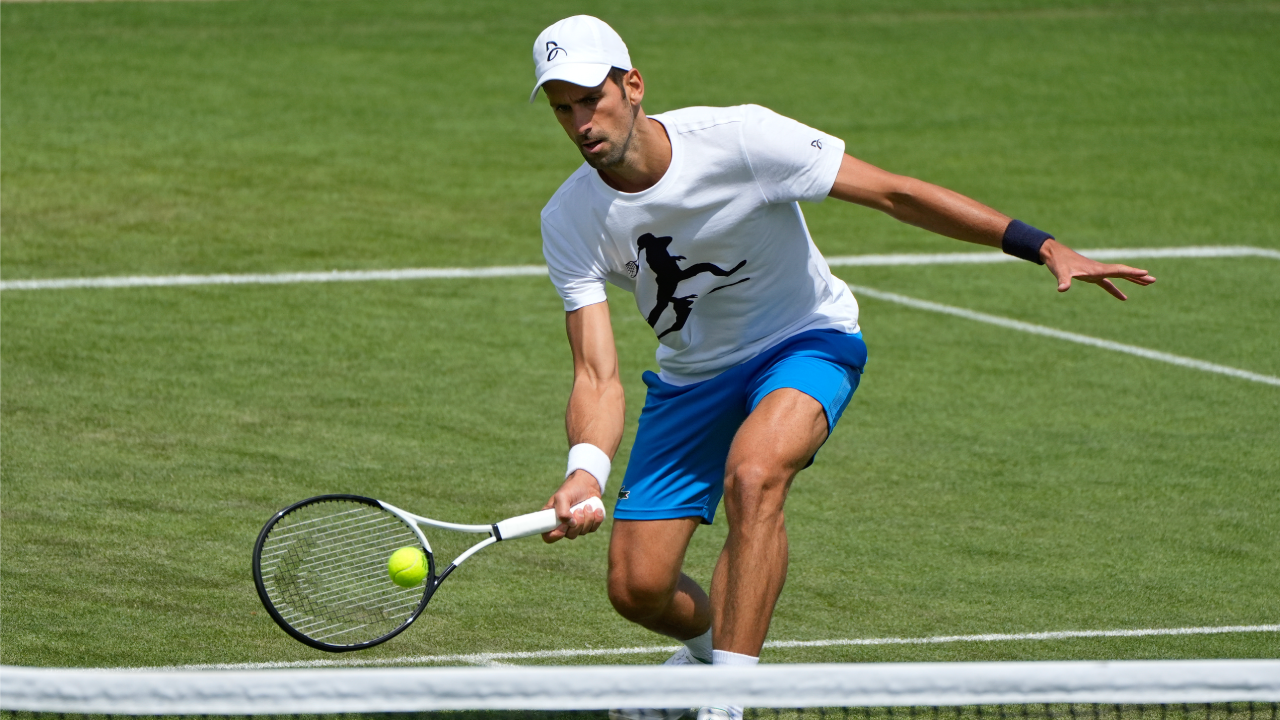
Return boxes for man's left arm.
[828,154,1156,300]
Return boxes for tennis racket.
[252,493,604,652]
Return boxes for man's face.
[544,72,639,170]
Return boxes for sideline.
[2,245,1275,292]
[164,623,1280,670]
[848,284,1280,387]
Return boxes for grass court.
[1,0,1277,669]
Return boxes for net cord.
[2,660,1277,714]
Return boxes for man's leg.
[606,518,714,719]
[711,388,828,656]
[608,516,710,640]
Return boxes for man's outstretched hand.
[541,469,606,543]
[1041,239,1156,301]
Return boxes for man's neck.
[597,115,672,194]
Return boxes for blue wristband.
[1002,220,1053,265]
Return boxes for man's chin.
[580,142,622,169]
[584,152,623,171]
[580,150,607,169]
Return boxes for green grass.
[2,0,1278,670]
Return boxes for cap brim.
[528,62,613,103]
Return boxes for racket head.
[253,494,436,652]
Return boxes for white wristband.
[566,443,611,495]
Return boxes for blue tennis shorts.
[614,329,867,524]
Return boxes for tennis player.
[530,15,1154,720]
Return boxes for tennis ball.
[387,547,428,588]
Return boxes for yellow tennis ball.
[387,547,428,588]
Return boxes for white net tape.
[2,660,1279,714]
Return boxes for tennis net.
[2,660,1277,719]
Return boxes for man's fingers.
[542,469,608,542]
[580,507,603,535]
[554,508,578,540]
[1094,278,1128,301]
[549,505,605,541]
[1053,259,1156,299]
[542,494,572,543]
[1098,264,1155,288]
[570,507,602,538]
[554,493,574,523]
[1123,273,1156,286]
[1108,263,1151,279]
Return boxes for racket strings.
[263,512,397,550]
[258,499,427,646]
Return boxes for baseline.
[169,623,1280,670]
[825,245,1280,267]
[2,245,1274,292]
[0,265,549,291]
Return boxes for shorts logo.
[811,139,823,150]
[546,41,567,62]
[617,488,630,500]
[625,260,639,278]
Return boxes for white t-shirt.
[541,104,861,386]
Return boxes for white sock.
[683,628,713,664]
[711,649,759,666]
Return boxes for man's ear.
[625,68,645,107]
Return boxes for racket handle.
[492,497,606,541]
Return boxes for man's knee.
[724,461,791,523]
[607,517,700,624]
[607,568,677,623]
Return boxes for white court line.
[2,245,1275,291]
[0,265,550,291]
[165,624,1279,671]
[2,245,1273,386]
[847,284,1280,387]
[825,244,1280,267]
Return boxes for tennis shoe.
[696,707,744,720]
[607,648,704,720]
[663,646,702,666]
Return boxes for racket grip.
[492,497,606,541]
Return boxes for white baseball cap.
[529,15,632,103]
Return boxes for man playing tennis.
[530,15,1154,720]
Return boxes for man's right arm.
[827,153,1156,299]
[542,300,625,543]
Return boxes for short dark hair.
[607,67,629,89]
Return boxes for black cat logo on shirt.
[635,233,750,339]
